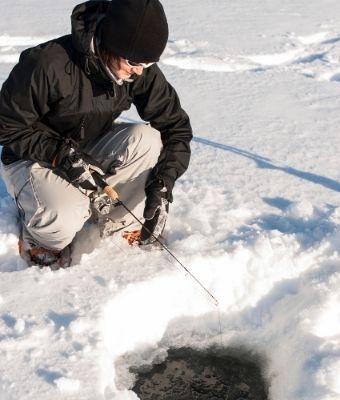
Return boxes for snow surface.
[1,0,340,399]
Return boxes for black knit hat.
[100,0,169,63]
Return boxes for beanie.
[100,0,169,63]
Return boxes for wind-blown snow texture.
[1,1,340,399]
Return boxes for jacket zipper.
[79,117,85,140]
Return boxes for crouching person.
[0,0,192,270]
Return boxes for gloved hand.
[53,141,105,191]
[140,179,171,245]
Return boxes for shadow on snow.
[193,136,340,193]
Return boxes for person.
[0,0,192,269]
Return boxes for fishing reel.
[89,191,119,215]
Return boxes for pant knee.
[129,124,162,149]
[26,197,90,251]
[86,123,162,173]
[127,124,162,164]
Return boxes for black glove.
[54,141,105,191]
[140,179,171,245]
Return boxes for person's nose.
[132,66,144,75]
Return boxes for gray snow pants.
[0,123,162,251]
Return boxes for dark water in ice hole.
[132,347,268,400]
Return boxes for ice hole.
[131,347,268,400]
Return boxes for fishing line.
[117,199,219,307]
[117,199,224,348]
[93,176,224,344]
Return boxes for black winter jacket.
[0,1,192,193]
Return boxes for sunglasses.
[124,59,155,68]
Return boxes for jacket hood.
[71,1,109,56]
[71,1,116,87]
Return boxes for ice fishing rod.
[93,175,219,307]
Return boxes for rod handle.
[103,185,119,201]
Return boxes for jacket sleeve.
[132,65,192,195]
[0,48,64,163]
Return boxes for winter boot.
[122,229,166,250]
[18,240,72,270]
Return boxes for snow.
[1,0,340,399]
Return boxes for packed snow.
[1,0,340,399]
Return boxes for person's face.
[107,56,144,80]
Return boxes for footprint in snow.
[36,368,80,393]
[161,32,340,83]
[0,313,27,338]
[163,38,257,72]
